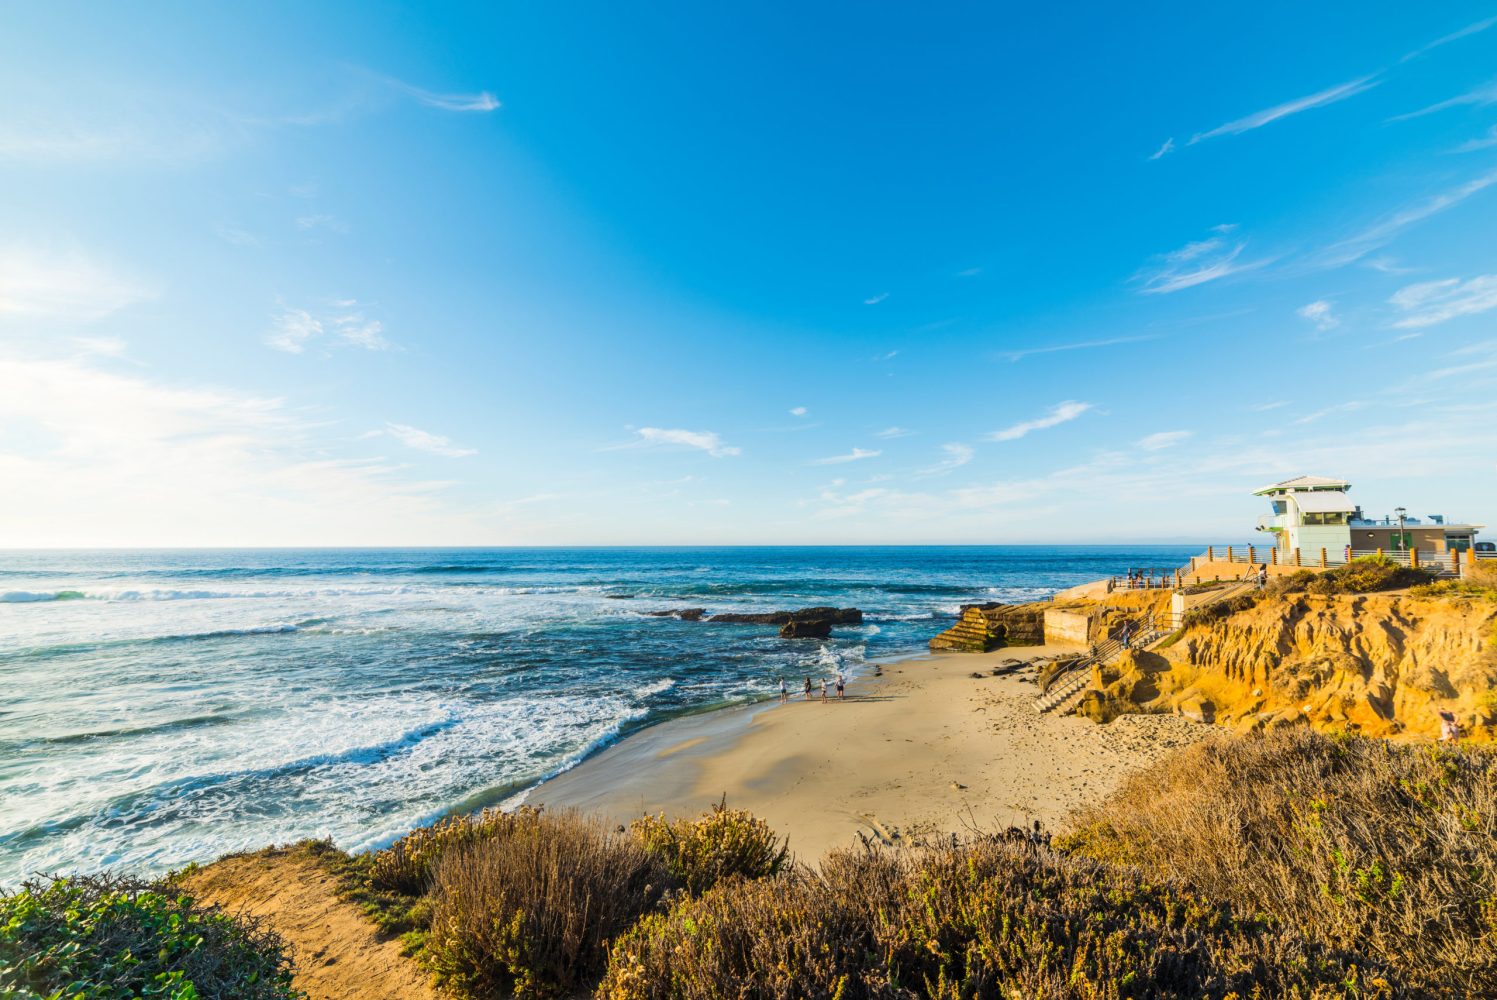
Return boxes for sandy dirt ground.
[180,846,438,1000]
[531,645,1212,862]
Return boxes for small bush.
[1270,556,1436,596]
[1062,728,1497,995]
[0,873,301,1000]
[1412,560,1497,600]
[369,808,523,895]
[629,799,788,894]
[424,810,672,998]
[599,869,867,1000]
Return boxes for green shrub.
[1062,728,1497,995]
[0,874,301,1000]
[424,809,672,998]
[629,799,788,894]
[368,808,524,895]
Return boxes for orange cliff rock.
[1080,592,1497,741]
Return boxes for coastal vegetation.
[1064,728,1497,996]
[19,729,1497,998]
[0,873,300,1000]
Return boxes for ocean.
[0,545,1203,885]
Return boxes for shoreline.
[528,641,1212,862]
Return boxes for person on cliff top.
[1257,564,1268,587]
[1439,710,1461,742]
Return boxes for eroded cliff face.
[1086,593,1497,741]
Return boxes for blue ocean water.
[0,545,1202,884]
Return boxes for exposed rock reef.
[642,606,862,638]
[707,607,862,626]
[1081,592,1497,741]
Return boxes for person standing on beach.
[835,671,845,700]
[803,677,813,700]
[779,676,788,703]
[820,678,828,703]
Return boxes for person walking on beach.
[803,676,813,700]
[835,671,845,700]
[820,678,828,703]
[779,676,789,703]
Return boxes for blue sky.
[3,3,1497,546]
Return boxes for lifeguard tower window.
[1271,500,1287,514]
[1302,512,1348,526]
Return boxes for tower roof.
[1251,475,1350,496]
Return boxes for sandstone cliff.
[1082,592,1497,741]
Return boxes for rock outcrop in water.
[708,607,862,626]
[644,608,706,621]
[641,606,861,637]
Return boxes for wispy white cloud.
[917,443,974,477]
[1297,299,1340,332]
[789,406,808,417]
[957,266,983,277]
[215,225,261,248]
[1251,400,1289,412]
[872,350,899,362]
[1294,400,1366,424]
[1389,274,1497,328]
[874,426,914,439]
[1190,76,1378,144]
[810,447,881,465]
[386,78,501,113]
[295,213,349,234]
[997,334,1156,363]
[987,400,1092,442]
[633,427,741,458]
[1317,170,1497,267]
[864,292,889,305]
[0,246,151,322]
[1388,77,1497,122]
[267,301,391,354]
[378,422,476,458]
[1454,124,1497,153]
[1136,430,1191,451]
[1137,233,1271,294]
[1364,255,1416,275]
[0,353,474,546]
[1148,137,1174,160]
[1401,16,1497,62]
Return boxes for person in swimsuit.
[779,676,788,703]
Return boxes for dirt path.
[180,846,439,1000]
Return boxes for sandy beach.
[531,644,1212,862]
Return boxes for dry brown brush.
[599,838,1389,1000]
[424,809,673,998]
[1062,728,1497,996]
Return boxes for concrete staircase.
[1034,618,1168,716]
